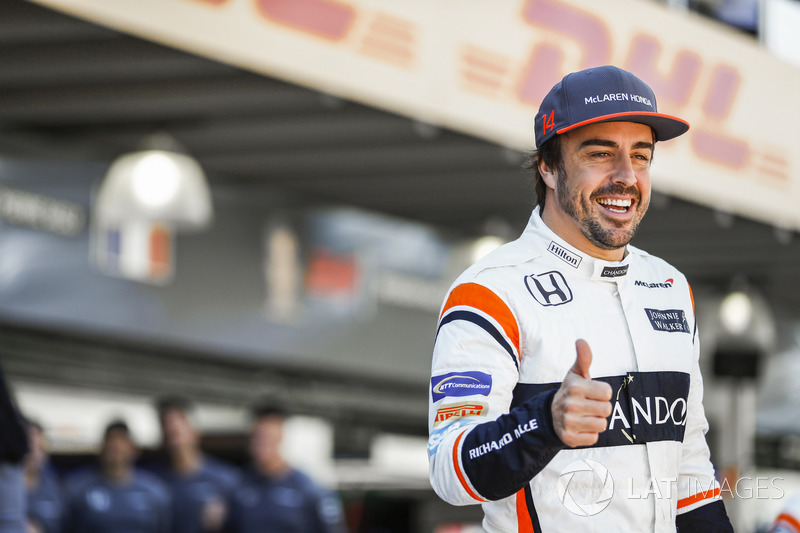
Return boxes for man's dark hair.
[155,395,193,418]
[25,418,43,434]
[251,397,288,421]
[522,135,563,210]
[103,419,131,440]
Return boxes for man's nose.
[611,155,638,187]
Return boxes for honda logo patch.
[525,271,573,306]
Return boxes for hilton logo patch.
[547,241,581,269]
[644,308,690,334]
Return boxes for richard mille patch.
[644,308,690,334]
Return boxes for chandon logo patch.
[600,265,628,278]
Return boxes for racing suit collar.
[525,206,633,282]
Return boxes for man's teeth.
[597,198,631,211]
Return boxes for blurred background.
[1,0,799,531]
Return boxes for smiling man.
[427,66,733,532]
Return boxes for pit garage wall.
[27,0,800,233]
[0,156,468,387]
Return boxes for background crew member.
[770,491,800,533]
[155,397,239,533]
[64,420,170,533]
[24,420,63,533]
[0,362,29,533]
[225,401,345,533]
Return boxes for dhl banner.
[28,0,800,231]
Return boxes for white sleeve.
[428,281,563,505]
[676,326,722,514]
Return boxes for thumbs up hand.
[551,339,613,447]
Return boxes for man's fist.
[551,339,613,447]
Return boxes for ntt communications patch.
[430,371,492,402]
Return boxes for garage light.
[719,290,754,336]
[95,148,212,230]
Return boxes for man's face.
[160,408,199,452]
[25,425,47,472]
[249,416,284,469]
[541,121,654,257]
[100,429,137,470]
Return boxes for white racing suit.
[428,207,726,532]
[771,492,800,533]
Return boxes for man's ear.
[538,158,557,190]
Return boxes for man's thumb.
[570,339,593,379]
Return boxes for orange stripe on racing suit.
[440,282,520,356]
[516,488,535,532]
[773,513,800,533]
[677,487,720,510]
[453,430,487,503]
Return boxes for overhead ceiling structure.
[1,0,799,437]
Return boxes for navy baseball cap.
[534,65,689,148]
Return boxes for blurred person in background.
[0,363,29,533]
[225,401,345,533]
[24,420,63,533]
[64,420,170,533]
[770,490,800,533]
[154,397,239,533]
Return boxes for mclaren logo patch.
[635,279,674,289]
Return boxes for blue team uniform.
[155,456,239,533]
[64,467,171,533]
[26,464,64,533]
[225,467,344,533]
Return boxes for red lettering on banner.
[703,64,740,119]
[517,43,563,107]
[691,130,749,169]
[754,152,789,185]
[358,12,417,69]
[691,65,749,169]
[625,34,701,107]
[254,0,355,41]
[517,0,611,106]
[459,45,511,97]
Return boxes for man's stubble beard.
[556,170,649,251]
